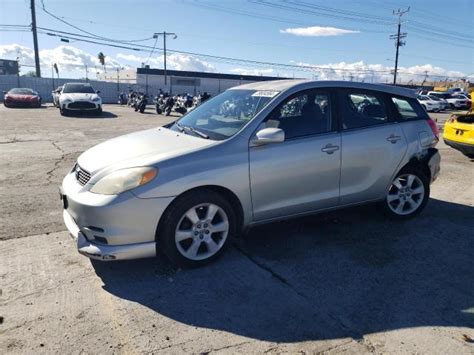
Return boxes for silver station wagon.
[60,80,441,267]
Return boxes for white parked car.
[427,95,449,110]
[427,91,468,110]
[59,83,102,116]
[417,95,441,112]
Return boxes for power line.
[36,27,468,79]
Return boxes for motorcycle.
[118,92,127,105]
[135,93,148,113]
[163,96,175,116]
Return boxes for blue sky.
[0,0,473,82]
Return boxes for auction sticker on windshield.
[252,90,279,98]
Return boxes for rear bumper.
[427,148,441,183]
[444,138,474,156]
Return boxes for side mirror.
[251,128,285,146]
[3,91,6,95]
[96,90,101,94]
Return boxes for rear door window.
[391,97,428,121]
[339,91,388,130]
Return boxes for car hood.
[77,127,215,173]
[61,93,100,101]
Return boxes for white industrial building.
[135,68,288,95]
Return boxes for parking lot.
[0,104,473,354]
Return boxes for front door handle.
[321,144,340,154]
[386,134,402,143]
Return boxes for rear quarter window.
[391,96,429,121]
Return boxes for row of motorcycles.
[120,91,211,116]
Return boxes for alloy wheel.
[387,174,425,216]
[175,203,229,261]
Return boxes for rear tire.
[158,189,236,268]
[383,167,430,220]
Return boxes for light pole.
[153,32,177,88]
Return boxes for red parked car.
[3,88,42,108]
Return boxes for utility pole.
[153,32,177,87]
[16,57,20,87]
[30,0,41,77]
[390,7,409,85]
[421,70,429,87]
[85,64,89,82]
[116,67,120,94]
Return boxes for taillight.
[427,117,439,143]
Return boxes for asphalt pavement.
[0,104,473,354]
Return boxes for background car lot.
[0,104,473,353]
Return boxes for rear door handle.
[386,134,402,143]
[321,144,340,154]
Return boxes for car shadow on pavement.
[63,111,118,119]
[92,198,474,342]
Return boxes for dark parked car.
[3,88,42,108]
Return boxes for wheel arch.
[396,152,433,181]
[155,185,245,242]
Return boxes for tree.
[98,52,106,73]
[22,71,36,77]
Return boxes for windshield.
[62,84,95,94]
[170,89,278,140]
[8,88,36,95]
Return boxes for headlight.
[62,99,72,103]
[90,167,158,195]
[92,97,101,102]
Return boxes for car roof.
[231,79,416,98]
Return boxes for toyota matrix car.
[59,82,102,116]
[61,80,440,267]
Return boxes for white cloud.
[293,60,469,83]
[116,53,143,62]
[116,52,216,72]
[229,68,275,76]
[280,26,359,37]
[0,44,126,77]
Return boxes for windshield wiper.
[175,121,185,132]
[186,126,209,139]
[176,122,209,139]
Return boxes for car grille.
[75,164,91,186]
[68,101,96,109]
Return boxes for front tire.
[383,168,430,219]
[159,189,236,268]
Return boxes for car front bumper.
[61,172,175,261]
[62,101,101,111]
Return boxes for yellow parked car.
[443,113,474,158]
